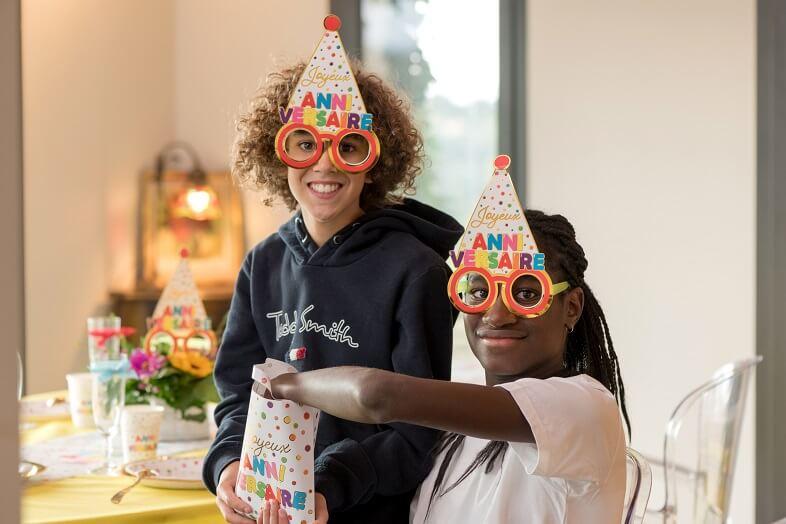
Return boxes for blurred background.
[3,0,785,522]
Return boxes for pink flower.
[130,348,166,379]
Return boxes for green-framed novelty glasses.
[275,123,381,174]
[448,266,570,318]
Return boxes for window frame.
[331,0,527,197]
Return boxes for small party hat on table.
[152,248,208,320]
[144,248,216,355]
[449,155,544,276]
[279,14,373,133]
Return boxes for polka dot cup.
[121,405,165,464]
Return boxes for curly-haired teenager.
[203,57,463,524]
[262,210,629,524]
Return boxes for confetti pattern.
[235,360,321,521]
[456,155,539,276]
[286,15,368,132]
[151,250,208,321]
[125,457,204,489]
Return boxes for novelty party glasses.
[448,266,570,318]
[275,123,381,173]
[144,327,217,356]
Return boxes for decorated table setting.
[19,253,224,523]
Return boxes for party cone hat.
[151,248,208,322]
[451,155,542,276]
[280,14,372,133]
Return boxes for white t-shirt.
[409,375,626,524]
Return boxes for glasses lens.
[337,132,371,166]
[458,271,491,308]
[148,331,176,352]
[283,128,319,162]
[185,332,212,353]
[510,274,544,309]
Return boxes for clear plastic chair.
[646,356,762,523]
[623,447,653,523]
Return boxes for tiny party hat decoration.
[145,248,216,354]
[152,248,208,320]
[449,155,543,276]
[279,14,373,133]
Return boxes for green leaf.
[124,379,151,405]
[193,376,220,403]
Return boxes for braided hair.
[427,210,630,514]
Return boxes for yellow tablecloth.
[21,391,223,524]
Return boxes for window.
[360,0,500,223]
[336,0,520,382]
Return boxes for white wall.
[22,0,175,393]
[173,0,328,246]
[23,0,330,393]
[526,1,756,522]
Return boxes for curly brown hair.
[232,61,425,210]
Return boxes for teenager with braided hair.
[526,209,629,427]
[259,208,628,524]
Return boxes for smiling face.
[462,253,585,383]
[285,131,370,230]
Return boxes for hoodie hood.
[278,198,463,266]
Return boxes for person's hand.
[215,461,254,523]
[257,500,288,524]
[268,372,296,400]
[256,494,329,524]
[314,492,329,523]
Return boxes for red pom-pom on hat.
[494,154,511,170]
[324,14,341,31]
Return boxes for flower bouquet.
[125,338,218,423]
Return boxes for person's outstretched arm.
[303,265,457,514]
[274,364,626,494]
[271,365,534,444]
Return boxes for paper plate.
[19,397,70,422]
[124,457,205,490]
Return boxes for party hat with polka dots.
[282,14,371,133]
[455,155,539,276]
[151,248,208,320]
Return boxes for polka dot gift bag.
[234,359,320,522]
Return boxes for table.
[21,392,224,524]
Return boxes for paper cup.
[121,405,165,464]
[65,372,95,428]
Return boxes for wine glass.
[91,370,126,475]
[87,315,127,475]
[87,316,121,363]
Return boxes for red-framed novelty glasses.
[144,327,217,357]
[448,266,570,318]
[275,123,381,174]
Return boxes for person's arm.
[203,253,265,497]
[280,265,522,513]
[272,365,534,444]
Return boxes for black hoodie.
[203,199,463,523]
